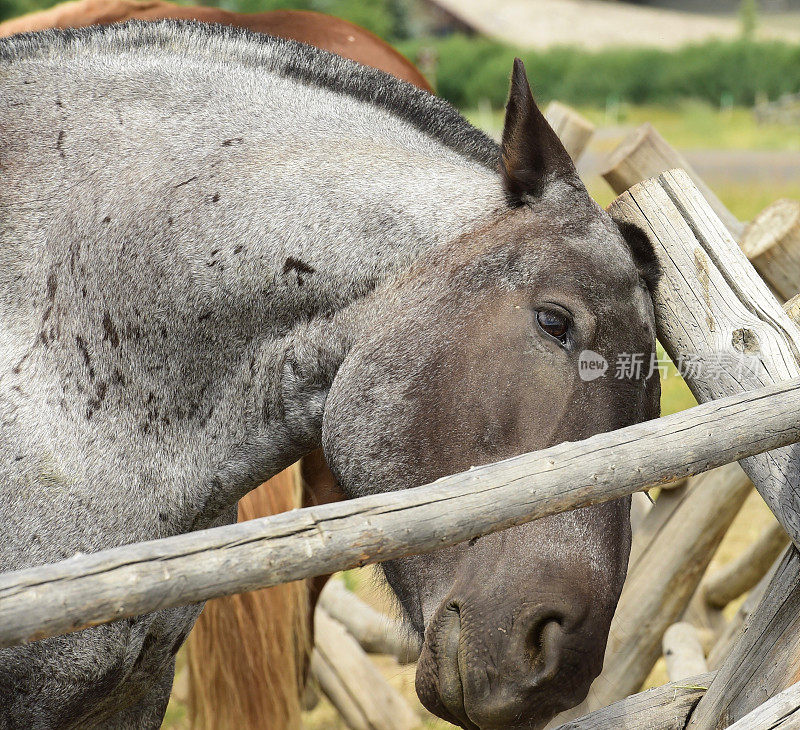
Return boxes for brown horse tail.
[186,465,308,730]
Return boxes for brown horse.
[0,0,433,92]
[0,4,428,728]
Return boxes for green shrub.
[398,35,800,108]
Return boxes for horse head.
[322,61,660,729]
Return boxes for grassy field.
[466,100,800,152]
[162,103,798,728]
[577,102,800,153]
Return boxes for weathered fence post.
[551,672,716,730]
[740,198,800,302]
[311,608,421,730]
[609,168,800,547]
[608,168,800,727]
[663,622,709,682]
[603,126,800,304]
[602,124,745,240]
[543,101,595,162]
[686,547,800,728]
[725,678,800,729]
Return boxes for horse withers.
[0,22,659,729]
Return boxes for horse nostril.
[524,613,564,683]
[438,604,464,710]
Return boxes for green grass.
[465,101,800,153]
[587,178,800,222]
[584,101,800,152]
[161,702,187,729]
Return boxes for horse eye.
[536,309,570,342]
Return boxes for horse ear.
[501,58,576,203]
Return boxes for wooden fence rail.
[610,169,800,548]
[1,379,800,648]
[725,678,800,729]
[551,168,800,724]
[702,519,789,611]
[599,169,800,728]
[687,546,800,728]
[552,672,716,730]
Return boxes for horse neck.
[0,32,505,528]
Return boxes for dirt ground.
[429,0,800,49]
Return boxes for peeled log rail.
[311,608,421,730]
[1,382,800,648]
[603,128,800,303]
[663,622,709,682]
[551,169,800,722]
[626,478,688,566]
[602,123,745,240]
[609,169,800,550]
[318,579,420,663]
[610,170,800,727]
[725,679,800,729]
[703,519,789,610]
[552,672,716,730]
[740,199,800,303]
[706,551,781,670]
[543,101,595,162]
[687,547,800,728]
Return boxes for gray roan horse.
[0,21,660,730]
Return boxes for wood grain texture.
[1,379,800,648]
[551,672,715,730]
[740,199,800,303]
[687,547,800,729]
[543,101,595,162]
[663,622,709,681]
[601,169,800,729]
[602,124,745,239]
[726,679,800,729]
[609,169,800,547]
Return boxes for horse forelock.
[0,19,500,171]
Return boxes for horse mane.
[0,19,500,171]
[186,464,309,730]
